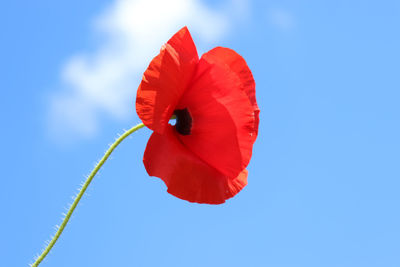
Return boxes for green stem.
[32,122,145,267]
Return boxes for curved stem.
[32,123,145,267]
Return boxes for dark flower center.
[174,108,192,135]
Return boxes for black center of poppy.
[174,108,192,135]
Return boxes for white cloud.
[49,0,249,140]
[268,8,295,31]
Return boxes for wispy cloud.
[268,8,295,31]
[48,0,248,140]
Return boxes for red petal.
[202,47,260,138]
[175,50,257,178]
[143,126,248,204]
[136,27,199,134]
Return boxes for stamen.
[174,108,192,135]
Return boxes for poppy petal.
[202,47,260,138]
[136,27,199,134]
[143,126,248,204]
[175,52,256,178]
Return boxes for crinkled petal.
[203,47,260,138]
[143,126,248,204]
[136,27,198,133]
[175,51,256,178]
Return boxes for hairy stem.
[31,123,145,267]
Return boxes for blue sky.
[1,0,400,266]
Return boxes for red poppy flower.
[136,27,259,204]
